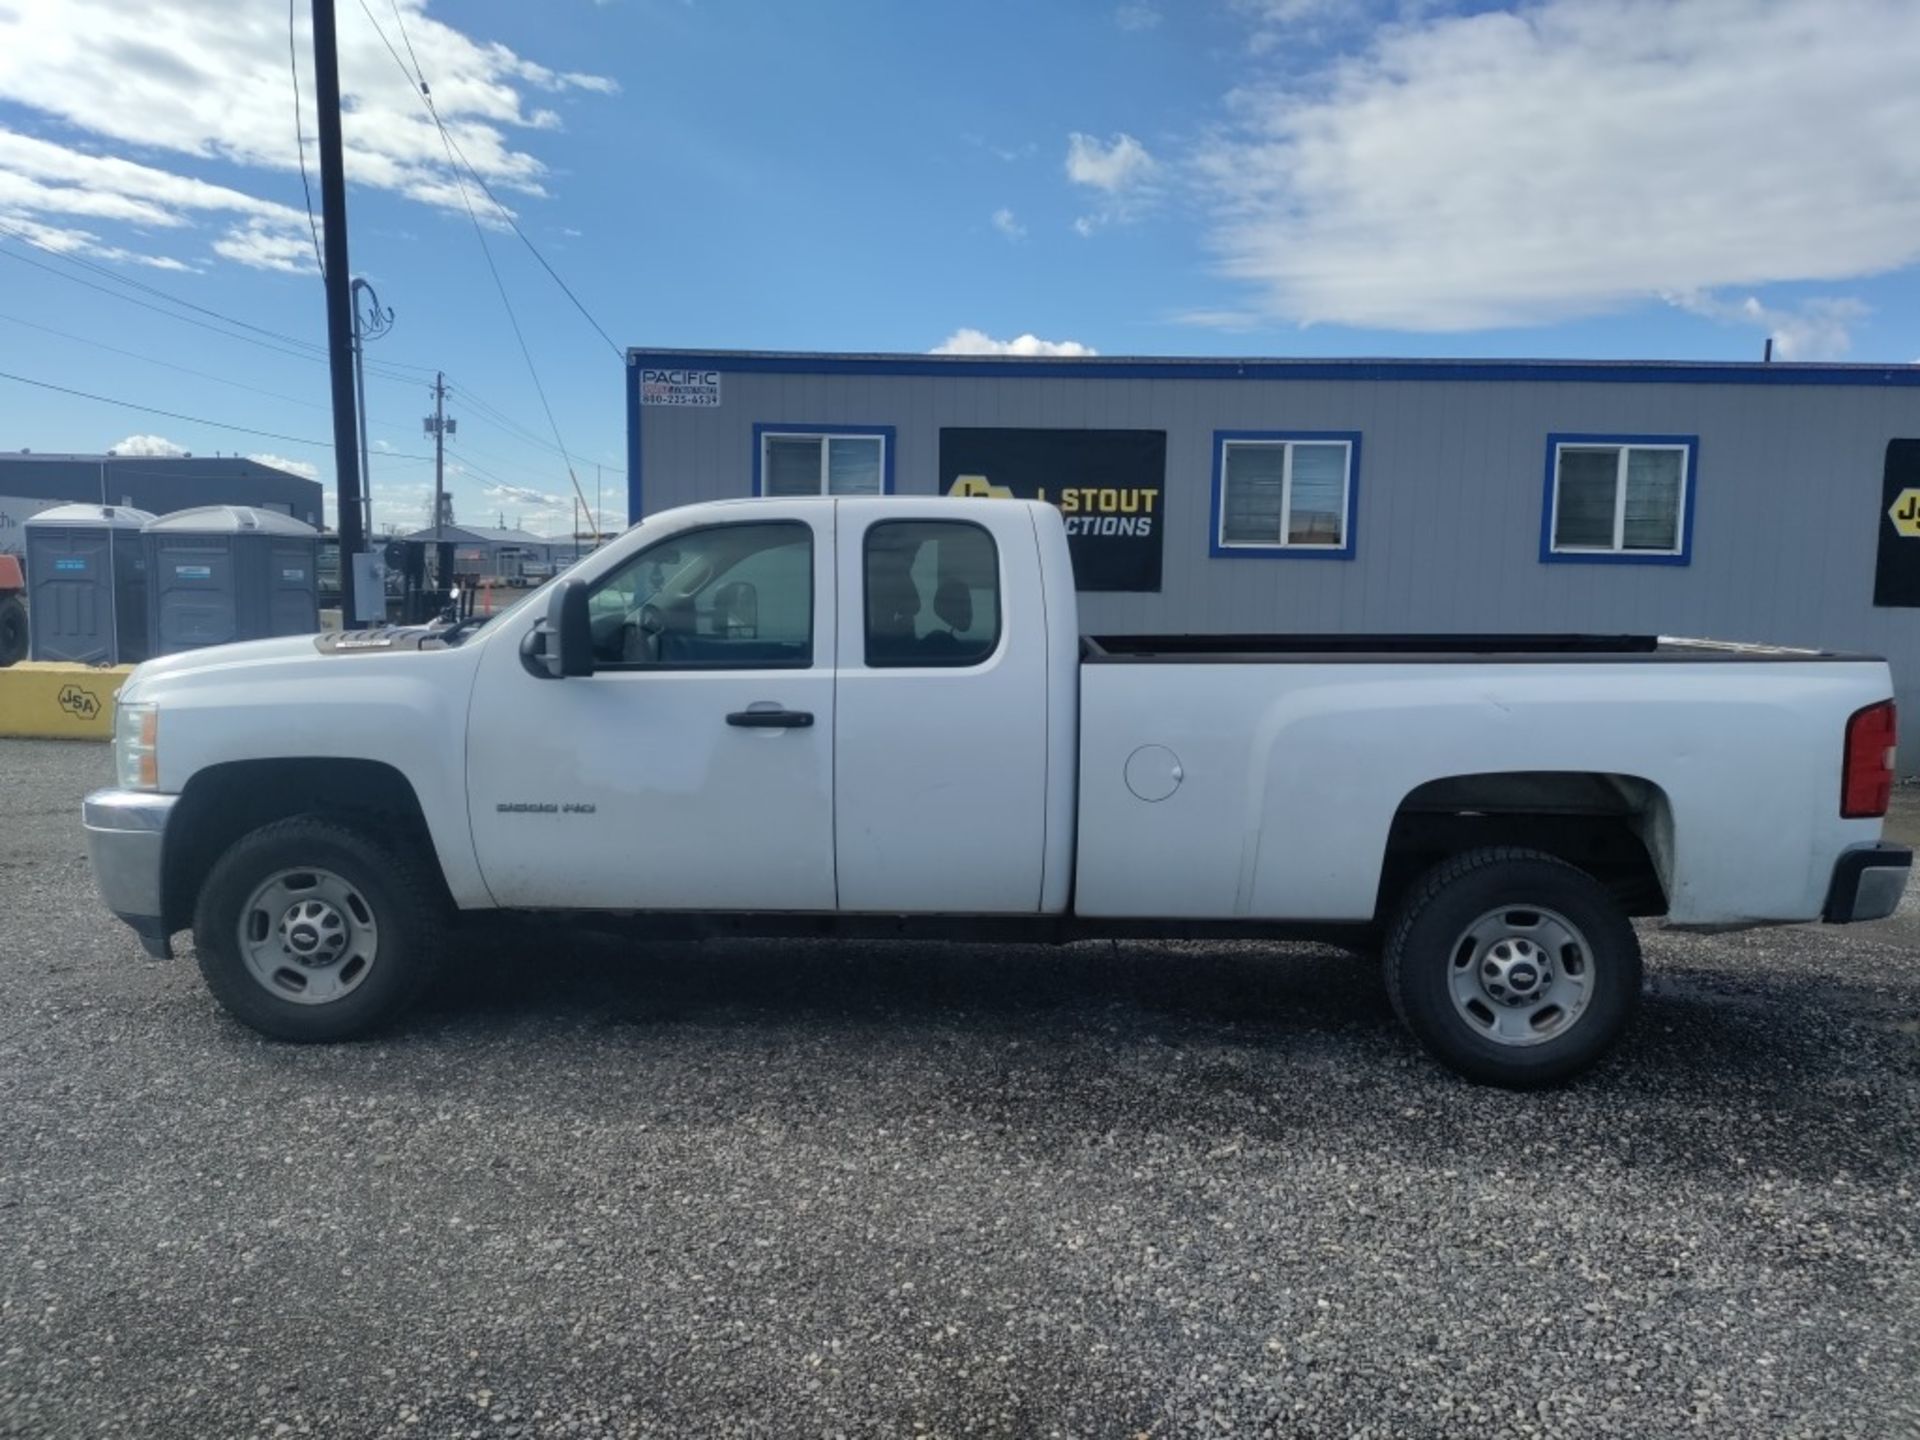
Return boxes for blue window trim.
[1539,433,1699,567]
[626,356,643,521]
[751,423,897,498]
[631,348,1920,389]
[1209,430,1362,561]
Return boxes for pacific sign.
[639,368,722,407]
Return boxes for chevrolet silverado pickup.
[84,496,1910,1086]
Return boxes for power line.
[386,0,428,99]
[0,310,421,437]
[0,237,430,390]
[0,223,333,355]
[0,367,440,459]
[0,222,442,378]
[359,0,622,361]
[288,0,325,279]
[435,125,623,361]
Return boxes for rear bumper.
[82,788,177,958]
[1822,842,1912,923]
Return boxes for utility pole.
[349,277,393,538]
[423,371,456,583]
[311,0,366,625]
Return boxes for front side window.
[1217,437,1355,553]
[760,431,886,496]
[863,520,1000,668]
[1548,439,1692,559]
[585,521,812,668]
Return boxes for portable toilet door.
[22,503,155,664]
[144,505,322,654]
[263,532,321,637]
[145,511,240,654]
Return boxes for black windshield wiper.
[438,615,492,646]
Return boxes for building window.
[863,519,1000,668]
[1543,435,1696,564]
[1211,432,1360,559]
[755,426,894,497]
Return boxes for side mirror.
[520,579,594,679]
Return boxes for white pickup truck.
[84,496,1909,1086]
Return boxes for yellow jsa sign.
[1890,488,1920,538]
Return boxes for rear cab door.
[831,498,1055,912]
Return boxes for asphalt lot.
[2,738,1917,1439]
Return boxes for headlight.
[114,701,159,791]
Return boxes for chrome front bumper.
[82,788,178,958]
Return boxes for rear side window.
[863,520,1000,668]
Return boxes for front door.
[467,506,837,910]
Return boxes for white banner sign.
[0,495,59,555]
[640,367,721,407]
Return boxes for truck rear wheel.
[1383,847,1640,1087]
[0,596,26,667]
[192,817,444,1041]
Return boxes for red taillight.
[1842,700,1897,819]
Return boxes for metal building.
[400,524,561,587]
[0,453,325,558]
[628,348,1920,752]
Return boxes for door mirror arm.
[519,579,595,679]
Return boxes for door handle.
[726,705,814,728]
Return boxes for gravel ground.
[2,738,1918,1439]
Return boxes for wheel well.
[161,759,440,932]
[1377,771,1673,921]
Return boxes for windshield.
[443,541,607,641]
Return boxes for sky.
[1,0,1917,536]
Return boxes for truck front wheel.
[192,817,445,1041]
[0,596,26,667]
[1383,847,1641,1088]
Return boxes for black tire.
[1383,847,1640,1088]
[192,816,445,1042]
[0,596,26,667]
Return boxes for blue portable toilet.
[23,503,155,664]
[144,506,321,655]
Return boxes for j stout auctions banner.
[1875,439,1920,607]
[939,428,1165,592]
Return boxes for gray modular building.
[0,453,324,557]
[626,349,1920,752]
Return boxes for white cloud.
[0,213,191,269]
[246,452,320,480]
[212,219,319,275]
[0,0,616,271]
[931,328,1098,358]
[108,433,188,457]
[990,207,1026,241]
[1168,307,1262,331]
[1235,0,1360,52]
[1114,3,1161,31]
[484,481,569,513]
[1065,131,1155,193]
[1200,0,1920,332]
[1664,292,1868,361]
[1065,131,1157,234]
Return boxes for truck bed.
[1082,633,1860,662]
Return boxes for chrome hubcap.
[238,868,379,1005]
[1447,905,1594,1047]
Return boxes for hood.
[124,634,324,691]
[118,630,461,704]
